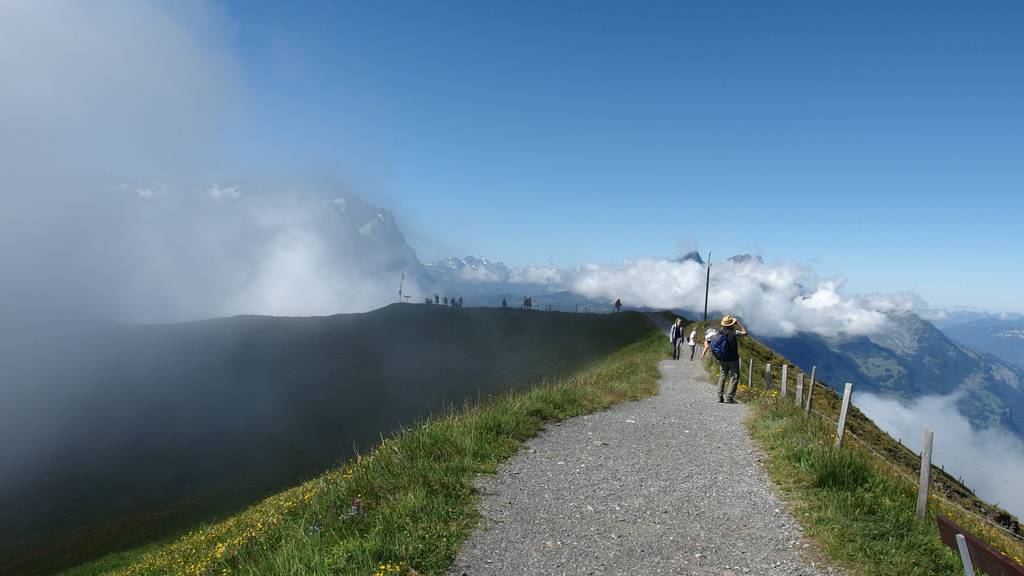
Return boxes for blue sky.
[214,1,1023,312]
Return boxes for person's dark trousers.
[689,345,696,360]
[672,339,681,359]
[717,359,740,402]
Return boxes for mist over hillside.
[0,307,652,574]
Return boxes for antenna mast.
[702,251,711,340]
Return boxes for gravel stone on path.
[447,357,839,576]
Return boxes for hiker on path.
[613,298,622,312]
[702,315,748,403]
[687,328,698,361]
[669,318,685,360]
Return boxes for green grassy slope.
[58,315,665,576]
[690,320,1024,575]
[4,306,653,576]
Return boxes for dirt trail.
[448,357,836,575]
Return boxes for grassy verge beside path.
[690,319,1024,575]
[65,324,665,576]
[749,399,960,575]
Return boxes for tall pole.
[702,252,711,342]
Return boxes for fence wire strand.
[803,401,1024,544]
[742,360,1024,544]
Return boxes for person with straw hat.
[702,314,748,403]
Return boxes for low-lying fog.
[855,392,1024,519]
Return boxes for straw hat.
[720,315,737,327]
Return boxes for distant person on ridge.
[614,298,622,312]
[502,298,507,308]
[669,318,685,360]
[688,327,698,361]
[702,315,747,403]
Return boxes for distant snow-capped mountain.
[106,182,431,317]
[424,255,564,292]
[425,255,513,284]
[320,192,427,280]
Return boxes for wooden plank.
[916,429,934,518]
[936,515,1024,576]
[748,358,753,390]
[835,383,853,448]
[781,365,789,397]
[764,363,772,390]
[795,373,804,406]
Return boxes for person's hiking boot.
[726,398,738,404]
[717,396,724,403]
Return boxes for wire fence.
[806,404,1024,544]
[736,356,1024,546]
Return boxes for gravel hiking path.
[448,357,838,576]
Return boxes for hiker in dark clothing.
[702,315,748,403]
[669,318,685,360]
[613,298,622,312]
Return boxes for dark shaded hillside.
[0,306,653,575]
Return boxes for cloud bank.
[570,257,925,338]
[855,392,1024,519]
[0,1,418,329]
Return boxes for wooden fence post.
[795,373,804,406]
[805,366,816,414]
[835,383,853,447]
[764,363,772,390]
[936,515,1023,576]
[916,429,934,518]
[956,533,976,576]
[781,365,788,397]
[748,358,753,390]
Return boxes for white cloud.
[0,2,417,326]
[207,183,243,200]
[569,257,918,338]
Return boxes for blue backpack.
[709,333,729,360]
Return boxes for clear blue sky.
[217,1,1023,312]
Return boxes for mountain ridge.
[764,311,1024,437]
